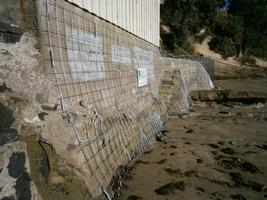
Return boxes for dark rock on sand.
[229,172,247,187]
[157,159,168,165]
[185,129,194,134]
[164,168,182,176]
[155,181,185,195]
[127,195,142,200]
[208,144,220,149]
[230,194,246,200]
[221,147,235,155]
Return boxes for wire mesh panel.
[165,55,215,80]
[38,0,166,198]
[159,57,214,116]
[37,0,214,199]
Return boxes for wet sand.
[118,79,267,200]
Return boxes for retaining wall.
[0,0,214,199]
[37,0,166,198]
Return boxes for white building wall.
[67,0,160,46]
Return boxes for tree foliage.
[161,0,267,60]
[210,0,267,59]
[209,14,243,58]
[228,0,267,59]
[160,0,223,54]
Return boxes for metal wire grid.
[39,0,165,198]
[159,58,214,116]
[39,0,214,198]
[158,59,190,116]
[163,55,215,80]
[41,4,162,112]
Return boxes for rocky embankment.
[0,21,90,200]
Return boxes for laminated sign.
[137,68,148,87]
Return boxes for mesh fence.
[159,58,214,116]
[37,0,213,199]
[38,0,167,198]
[163,55,215,80]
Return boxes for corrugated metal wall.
[67,0,160,46]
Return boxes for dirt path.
[118,79,267,200]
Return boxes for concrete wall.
[164,55,215,79]
[38,0,162,112]
[0,0,214,199]
[159,58,214,116]
[37,0,166,198]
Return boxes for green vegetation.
[161,0,222,54]
[161,0,267,60]
[209,14,243,59]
